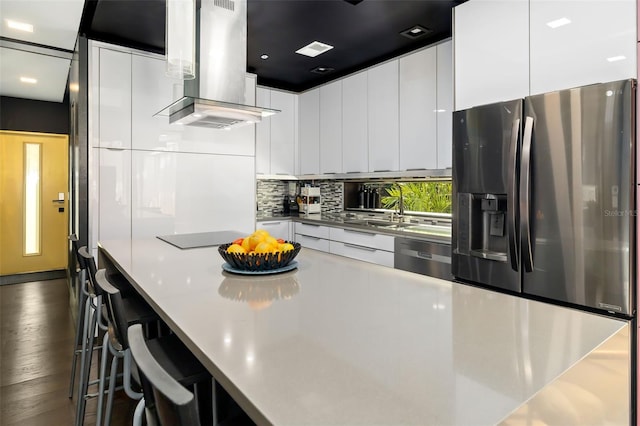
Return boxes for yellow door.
[0,131,69,275]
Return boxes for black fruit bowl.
[218,241,301,272]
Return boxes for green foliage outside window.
[381,181,452,214]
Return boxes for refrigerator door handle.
[520,116,534,272]
[507,118,520,271]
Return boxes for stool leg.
[96,332,110,426]
[68,270,87,398]
[75,296,97,426]
[104,352,120,426]
[133,398,145,426]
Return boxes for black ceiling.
[80,0,466,92]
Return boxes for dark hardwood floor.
[0,279,137,425]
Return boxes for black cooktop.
[156,231,246,249]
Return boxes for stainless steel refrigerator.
[452,79,636,316]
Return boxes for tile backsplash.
[256,180,343,214]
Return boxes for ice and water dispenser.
[456,193,508,262]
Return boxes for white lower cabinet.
[329,228,394,251]
[292,223,394,266]
[294,222,330,239]
[329,241,394,268]
[295,234,330,252]
[329,227,394,267]
[294,222,330,252]
[257,220,291,241]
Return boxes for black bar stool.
[96,270,212,425]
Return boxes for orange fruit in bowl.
[265,236,279,248]
[227,244,246,254]
[254,241,275,254]
[241,237,251,252]
[281,243,295,252]
[254,229,270,238]
[248,234,266,251]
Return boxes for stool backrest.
[69,234,86,270]
[95,269,129,351]
[78,246,101,296]
[128,324,201,426]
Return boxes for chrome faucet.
[395,183,404,221]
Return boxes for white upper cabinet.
[342,72,368,173]
[298,88,320,175]
[99,48,131,148]
[454,0,529,110]
[270,90,296,175]
[399,47,437,171]
[454,0,636,110]
[368,60,399,172]
[529,0,636,95]
[255,87,271,174]
[436,41,453,169]
[319,80,343,174]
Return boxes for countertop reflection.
[218,271,300,310]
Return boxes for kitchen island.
[98,238,632,425]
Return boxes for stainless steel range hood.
[155,0,278,129]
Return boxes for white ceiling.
[0,0,85,103]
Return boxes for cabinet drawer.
[329,241,394,268]
[295,234,330,252]
[257,220,290,241]
[294,222,330,239]
[329,227,394,252]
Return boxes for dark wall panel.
[0,96,69,135]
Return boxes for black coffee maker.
[283,195,299,214]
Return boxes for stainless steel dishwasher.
[394,237,452,280]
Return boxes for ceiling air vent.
[296,41,334,58]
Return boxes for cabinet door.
[368,60,399,172]
[270,91,296,175]
[255,87,271,174]
[298,89,320,175]
[98,147,131,241]
[399,47,437,171]
[99,48,131,148]
[529,0,636,95]
[319,81,343,174]
[342,72,368,173]
[454,0,529,110]
[257,220,290,240]
[436,41,453,169]
[131,54,174,152]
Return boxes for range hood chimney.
[156,0,278,129]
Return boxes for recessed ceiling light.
[546,17,571,28]
[310,66,335,74]
[607,55,626,62]
[295,41,334,58]
[400,25,432,39]
[20,76,37,84]
[6,19,33,33]
[260,54,269,60]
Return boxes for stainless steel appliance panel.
[394,238,452,280]
[452,99,522,292]
[522,79,635,315]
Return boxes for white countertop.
[98,238,628,425]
